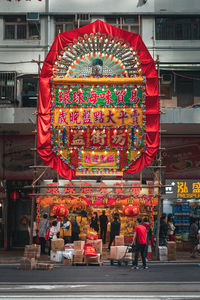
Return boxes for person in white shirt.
[48,220,58,256]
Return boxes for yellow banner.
[54,107,143,127]
[82,151,117,168]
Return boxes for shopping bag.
[45,228,50,241]
[84,243,97,256]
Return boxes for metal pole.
[29,55,41,245]
[155,55,163,260]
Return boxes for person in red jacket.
[132,218,148,269]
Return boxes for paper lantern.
[10,191,20,201]
[51,204,69,218]
[123,205,139,217]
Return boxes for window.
[4,16,40,40]
[156,17,200,40]
[105,16,139,34]
[55,16,75,35]
[22,76,38,107]
[0,72,16,105]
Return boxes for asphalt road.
[0,263,200,283]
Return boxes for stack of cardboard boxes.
[50,238,65,262]
[167,241,176,261]
[73,241,85,263]
[21,245,54,270]
[110,236,132,262]
[20,245,40,270]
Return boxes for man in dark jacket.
[99,210,108,244]
[108,216,121,250]
[159,215,168,246]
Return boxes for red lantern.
[123,205,139,217]
[51,205,69,218]
[10,191,20,201]
[51,204,60,216]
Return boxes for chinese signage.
[54,107,142,128]
[82,151,117,168]
[165,180,200,199]
[55,88,142,107]
[37,180,158,207]
[37,22,159,179]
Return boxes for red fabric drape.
[37,20,159,179]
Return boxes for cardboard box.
[51,238,64,251]
[20,257,37,270]
[73,240,85,250]
[24,245,40,259]
[114,236,124,246]
[63,259,72,266]
[167,242,176,253]
[50,250,63,262]
[110,246,127,260]
[168,254,176,261]
[85,255,100,264]
[74,249,84,255]
[73,254,84,263]
[86,239,102,254]
[36,263,54,270]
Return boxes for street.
[0,263,200,299]
[0,263,200,283]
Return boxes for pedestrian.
[61,217,72,244]
[108,216,120,250]
[132,218,148,269]
[48,220,58,256]
[71,217,80,242]
[90,212,99,233]
[159,215,168,246]
[99,210,108,244]
[189,218,199,258]
[167,216,176,242]
[38,213,49,254]
[53,215,61,238]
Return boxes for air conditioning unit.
[26,13,40,22]
[161,73,172,85]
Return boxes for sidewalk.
[0,248,200,264]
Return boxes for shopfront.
[164,180,200,250]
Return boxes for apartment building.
[0,0,200,248]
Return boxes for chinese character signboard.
[165,180,200,199]
[36,180,158,207]
[38,20,159,179]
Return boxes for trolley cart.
[110,244,134,266]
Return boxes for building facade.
[0,0,200,248]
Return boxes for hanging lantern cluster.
[123,205,139,217]
[52,204,69,218]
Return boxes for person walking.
[99,210,108,244]
[189,218,199,258]
[38,213,49,254]
[132,218,148,269]
[108,216,120,250]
